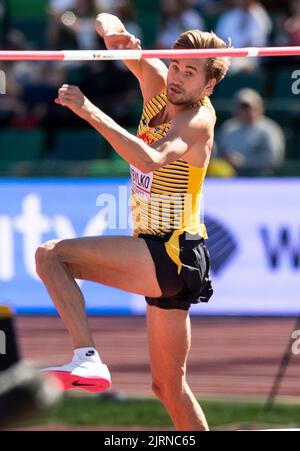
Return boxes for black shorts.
[139,231,213,311]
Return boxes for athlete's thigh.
[55,235,162,297]
[146,305,191,381]
[66,263,159,297]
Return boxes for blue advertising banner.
[0,178,299,315]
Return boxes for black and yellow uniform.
[130,92,214,310]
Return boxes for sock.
[73,347,102,364]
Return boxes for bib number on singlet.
[130,165,153,201]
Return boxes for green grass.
[33,397,300,430]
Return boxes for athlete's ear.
[203,78,216,97]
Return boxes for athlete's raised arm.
[54,84,214,172]
[95,13,168,103]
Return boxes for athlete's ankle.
[73,347,102,364]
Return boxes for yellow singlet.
[130,92,215,241]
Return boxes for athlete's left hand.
[55,84,87,117]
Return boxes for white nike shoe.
[42,358,111,393]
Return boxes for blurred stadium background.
[1,0,300,430]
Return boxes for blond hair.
[173,30,231,84]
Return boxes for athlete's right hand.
[102,32,141,51]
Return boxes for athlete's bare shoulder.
[169,100,215,168]
[173,98,216,132]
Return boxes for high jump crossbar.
[0,47,300,61]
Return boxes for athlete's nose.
[169,70,183,86]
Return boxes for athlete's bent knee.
[35,239,62,276]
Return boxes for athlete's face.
[167,59,216,105]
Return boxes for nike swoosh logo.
[72,381,96,387]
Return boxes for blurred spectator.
[49,0,76,13]
[0,60,67,133]
[47,0,104,50]
[99,1,142,124]
[216,0,271,47]
[0,27,32,128]
[0,0,7,47]
[0,62,23,127]
[0,0,30,62]
[264,0,300,67]
[260,0,290,13]
[217,88,285,174]
[20,63,65,119]
[189,0,226,14]
[65,0,142,126]
[157,0,205,49]
[10,101,41,129]
[284,0,300,46]
[216,0,272,71]
[110,0,143,40]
